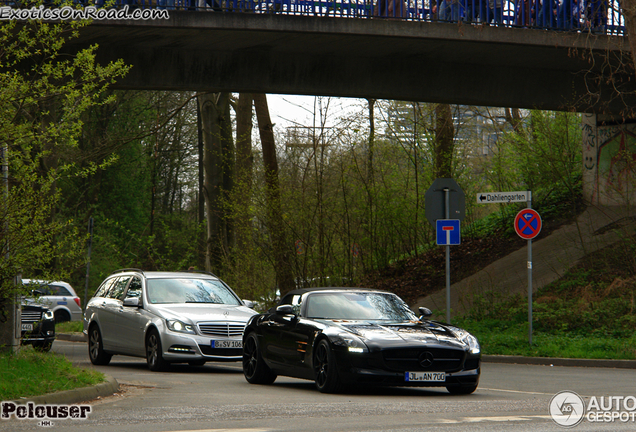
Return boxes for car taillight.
[74,297,81,308]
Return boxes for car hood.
[327,320,468,350]
[151,304,257,323]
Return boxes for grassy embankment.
[454,234,636,359]
[0,347,104,401]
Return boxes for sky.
[265,94,365,131]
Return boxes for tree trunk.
[253,93,296,296]
[197,99,205,270]
[198,92,232,274]
[505,108,524,135]
[367,98,376,269]
[434,103,455,178]
[235,93,254,253]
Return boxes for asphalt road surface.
[2,340,635,432]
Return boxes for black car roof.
[282,287,386,297]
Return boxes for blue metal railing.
[0,0,625,35]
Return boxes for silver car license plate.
[405,372,446,382]
[21,323,33,331]
[211,340,242,348]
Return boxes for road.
[2,340,635,432]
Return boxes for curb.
[56,333,86,343]
[14,375,120,405]
[482,355,636,369]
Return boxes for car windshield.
[147,278,241,305]
[305,292,418,321]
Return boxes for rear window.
[49,285,72,296]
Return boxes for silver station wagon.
[84,269,257,371]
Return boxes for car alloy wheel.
[88,325,112,365]
[243,333,276,384]
[146,329,169,371]
[313,339,342,393]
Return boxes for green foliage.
[0,347,105,400]
[454,234,636,359]
[454,318,636,359]
[55,320,83,333]
[0,19,128,302]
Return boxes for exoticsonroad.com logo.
[1,401,90,426]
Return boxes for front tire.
[146,329,169,371]
[88,325,112,365]
[243,333,277,384]
[313,339,342,393]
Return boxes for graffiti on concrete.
[597,129,636,195]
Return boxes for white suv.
[23,279,83,323]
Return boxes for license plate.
[211,340,242,349]
[405,372,446,382]
[21,323,33,331]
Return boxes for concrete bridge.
[66,10,635,113]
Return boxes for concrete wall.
[583,114,636,206]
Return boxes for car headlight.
[332,334,368,354]
[450,328,480,354]
[43,310,54,320]
[166,319,195,335]
[462,333,480,355]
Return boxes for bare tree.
[253,93,296,295]
[197,92,233,273]
[434,103,455,178]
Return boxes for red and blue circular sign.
[514,209,542,240]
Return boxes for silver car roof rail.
[185,269,218,278]
[110,268,145,276]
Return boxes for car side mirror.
[242,299,255,309]
[418,307,432,319]
[123,297,140,308]
[275,304,295,316]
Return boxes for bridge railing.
[0,0,625,35]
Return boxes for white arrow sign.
[477,191,531,204]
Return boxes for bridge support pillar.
[582,113,636,206]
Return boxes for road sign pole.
[527,193,533,346]
[444,188,451,324]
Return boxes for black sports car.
[242,288,480,394]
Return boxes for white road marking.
[479,387,557,396]
[160,429,270,432]
[438,415,553,424]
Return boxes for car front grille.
[198,322,245,337]
[382,347,465,372]
[21,311,42,323]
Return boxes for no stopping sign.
[514,209,542,240]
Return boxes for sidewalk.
[413,205,636,315]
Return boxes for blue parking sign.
[436,220,460,245]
